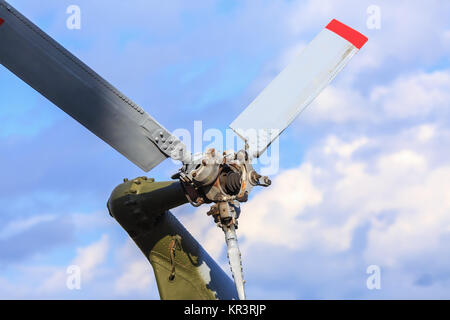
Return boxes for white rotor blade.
[230,19,368,158]
[0,1,189,171]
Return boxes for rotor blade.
[0,1,188,172]
[230,19,368,158]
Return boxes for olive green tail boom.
[107,177,238,300]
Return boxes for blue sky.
[1,0,450,299]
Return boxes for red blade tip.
[326,19,368,49]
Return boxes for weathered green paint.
[108,177,238,300]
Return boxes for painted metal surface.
[223,225,245,300]
[0,0,186,172]
[0,0,369,300]
[108,178,238,300]
[230,19,367,158]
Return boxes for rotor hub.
[174,148,271,300]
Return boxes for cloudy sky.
[1,0,450,299]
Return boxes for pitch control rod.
[223,224,245,300]
[207,201,245,300]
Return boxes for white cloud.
[296,68,450,128]
[412,124,437,143]
[2,0,450,299]
[169,58,450,298]
[72,234,109,281]
[71,211,115,231]
[371,70,450,119]
[177,117,450,298]
[113,239,155,296]
[0,214,56,239]
[177,207,225,261]
[115,260,154,295]
[288,0,450,70]
[304,85,369,124]
[0,234,162,299]
[38,234,109,293]
[268,1,450,128]
[247,124,450,296]
[239,163,324,250]
[324,136,370,158]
